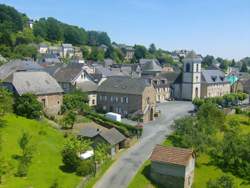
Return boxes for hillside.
[0,114,81,188]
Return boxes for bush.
[14,93,43,119]
[76,160,95,176]
[207,175,236,188]
[61,111,77,129]
[61,90,88,113]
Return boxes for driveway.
[94,101,194,188]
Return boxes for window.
[196,76,199,82]
[41,99,46,107]
[125,97,129,103]
[104,96,107,101]
[186,63,191,72]
[57,101,60,104]
[196,64,199,72]
[103,106,107,110]
[121,97,124,103]
[115,97,119,103]
[92,99,95,105]
[110,96,114,102]
[99,95,103,101]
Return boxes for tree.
[13,44,37,59]
[94,143,110,164]
[207,175,236,188]
[61,136,92,171]
[14,93,43,119]
[0,45,12,58]
[134,45,148,61]
[16,132,35,177]
[240,61,248,72]
[219,60,229,71]
[149,43,157,54]
[0,4,25,33]
[61,90,88,113]
[46,17,64,41]
[61,111,77,129]
[202,55,215,67]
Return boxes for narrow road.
[94,101,194,188]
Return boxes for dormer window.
[211,76,217,82]
[220,76,224,81]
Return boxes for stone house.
[97,76,156,122]
[143,75,172,103]
[38,43,49,54]
[2,71,63,117]
[150,145,195,188]
[201,69,231,98]
[46,63,94,93]
[77,81,98,106]
[78,126,126,156]
[62,43,74,58]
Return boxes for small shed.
[78,127,126,156]
[150,145,195,188]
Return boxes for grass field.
[0,114,81,188]
[128,114,250,188]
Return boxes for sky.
[2,0,250,60]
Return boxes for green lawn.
[128,114,250,188]
[0,114,81,188]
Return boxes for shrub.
[14,93,43,119]
[61,111,77,129]
[76,160,95,176]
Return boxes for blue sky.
[2,0,250,60]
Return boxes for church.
[172,52,230,101]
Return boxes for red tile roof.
[150,145,194,166]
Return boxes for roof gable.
[150,145,194,166]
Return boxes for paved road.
[94,101,194,188]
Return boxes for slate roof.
[97,76,151,95]
[139,59,162,73]
[77,81,98,92]
[99,128,126,145]
[150,145,194,166]
[0,60,43,80]
[78,126,101,138]
[62,43,73,48]
[201,70,229,84]
[7,71,63,95]
[159,72,181,84]
[49,63,84,83]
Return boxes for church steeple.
[181,51,202,100]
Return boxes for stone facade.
[150,158,195,188]
[37,93,63,117]
[97,85,156,122]
[201,83,231,98]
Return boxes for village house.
[77,125,126,156]
[45,63,90,93]
[77,81,98,106]
[201,69,230,98]
[48,46,62,57]
[143,75,172,103]
[96,76,156,122]
[38,43,49,54]
[121,45,135,61]
[2,71,63,117]
[62,43,74,58]
[150,145,195,188]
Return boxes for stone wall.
[37,93,63,117]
